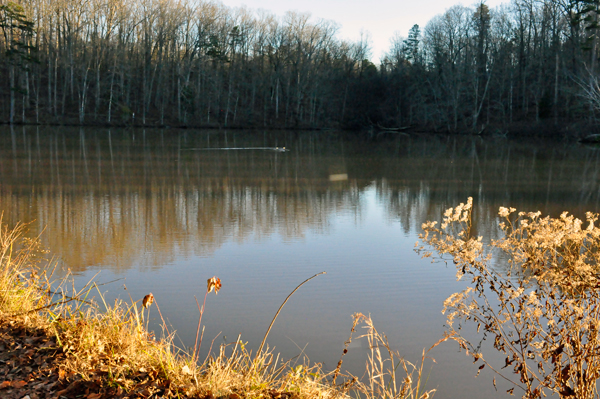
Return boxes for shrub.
[419,198,600,399]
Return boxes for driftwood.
[376,123,411,132]
[182,147,289,152]
[579,134,600,144]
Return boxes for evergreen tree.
[403,24,420,63]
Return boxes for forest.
[2,0,600,134]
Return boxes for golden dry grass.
[0,215,438,399]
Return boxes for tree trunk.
[9,65,15,125]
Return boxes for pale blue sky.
[219,0,506,61]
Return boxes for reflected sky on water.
[1,126,600,398]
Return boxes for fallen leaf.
[87,393,102,399]
[0,381,11,389]
[12,380,27,389]
[55,382,77,396]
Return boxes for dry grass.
[351,313,449,399]
[0,217,53,323]
[0,216,439,399]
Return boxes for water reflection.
[1,127,599,273]
[1,127,365,272]
[1,127,600,398]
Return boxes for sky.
[218,0,506,62]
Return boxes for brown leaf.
[158,379,171,389]
[0,381,12,389]
[475,363,485,377]
[12,380,27,389]
[560,385,575,397]
[207,277,222,294]
[142,293,154,309]
[87,394,102,399]
[56,381,77,396]
[149,369,158,380]
[552,344,565,364]
[561,364,571,382]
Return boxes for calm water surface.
[1,126,600,398]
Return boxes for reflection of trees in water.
[0,127,362,273]
[1,126,600,273]
[376,135,600,240]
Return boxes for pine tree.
[403,24,420,64]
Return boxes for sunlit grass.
[0,216,438,398]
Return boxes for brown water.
[1,126,599,398]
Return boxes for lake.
[1,126,599,398]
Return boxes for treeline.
[0,0,372,128]
[379,0,600,133]
[2,0,600,132]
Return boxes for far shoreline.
[1,119,599,141]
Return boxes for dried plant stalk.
[419,198,600,399]
[352,313,447,399]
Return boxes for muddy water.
[1,126,599,398]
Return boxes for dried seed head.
[142,293,154,309]
[207,276,222,294]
